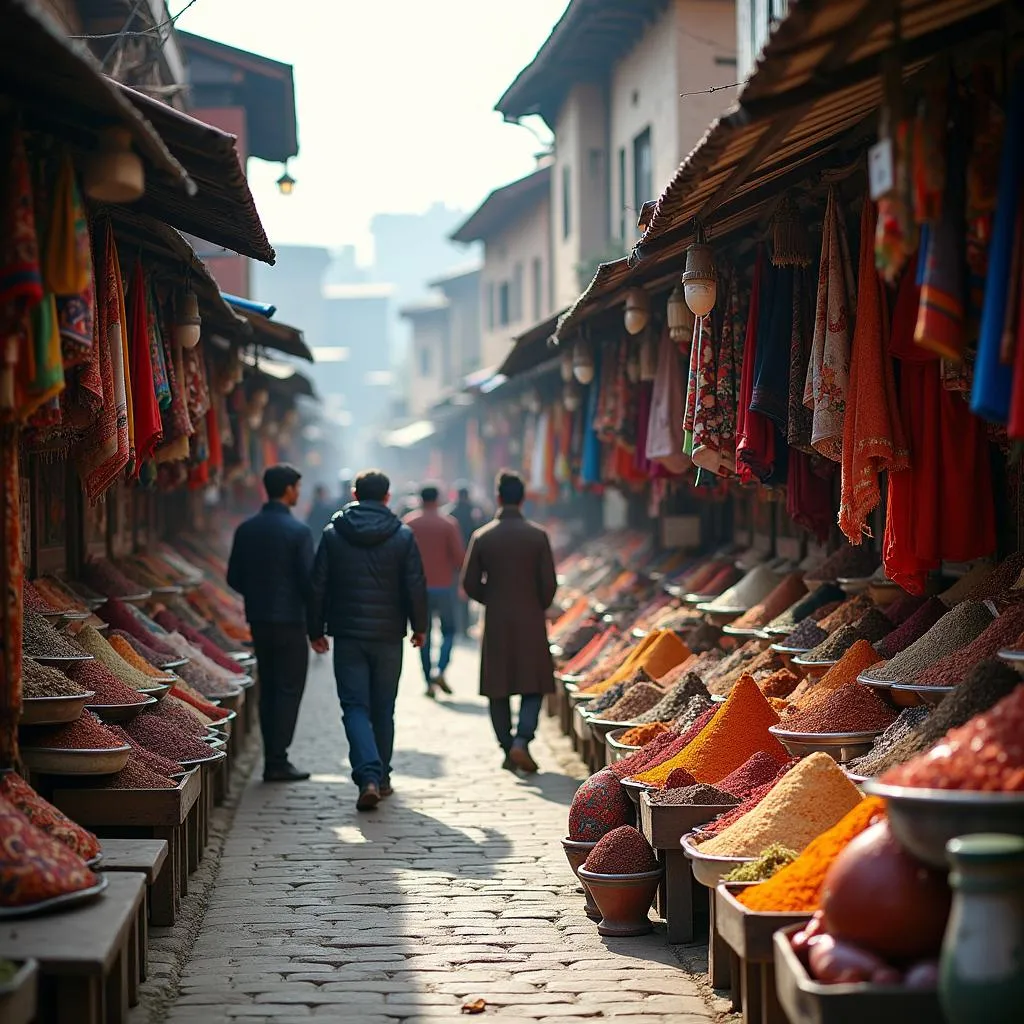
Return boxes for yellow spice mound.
[698,751,863,858]
[582,630,690,695]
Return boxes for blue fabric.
[227,503,315,626]
[580,351,603,485]
[421,587,456,682]
[333,638,403,786]
[488,693,544,752]
[971,67,1024,424]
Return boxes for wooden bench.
[48,769,201,918]
[99,838,171,930]
[0,872,146,1024]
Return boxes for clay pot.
[561,838,601,921]
[577,866,664,937]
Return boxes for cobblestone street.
[164,643,724,1023]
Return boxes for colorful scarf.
[147,282,170,410]
[645,326,689,475]
[804,185,855,460]
[127,257,162,467]
[839,199,908,542]
[786,265,815,451]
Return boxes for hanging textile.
[147,283,171,410]
[681,314,701,457]
[645,325,689,474]
[787,265,815,451]
[21,294,64,421]
[787,450,833,542]
[0,423,21,765]
[804,185,855,460]
[127,257,162,467]
[839,199,908,542]
[155,324,192,463]
[580,354,603,486]
[971,65,1024,424]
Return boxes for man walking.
[445,483,483,638]
[227,464,315,782]
[305,483,337,538]
[404,485,464,698]
[462,471,558,774]
[307,469,428,811]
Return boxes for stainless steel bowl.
[768,725,882,763]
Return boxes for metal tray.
[178,748,228,769]
[620,778,656,806]
[138,682,172,700]
[680,832,754,888]
[768,726,881,763]
[0,875,109,920]
[19,744,132,775]
[19,692,95,726]
[87,695,158,722]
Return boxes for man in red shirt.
[404,485,465,697]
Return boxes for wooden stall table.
[715,883,811,1024]
[638,792,728,943]
[47,770,201,916]
[0,872,146,1024]
[99,837,171,929]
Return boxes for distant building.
[737,0,790,80]
[428,266,482,381]
[251,244,332,348]
[400,297,451,420]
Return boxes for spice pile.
[785,641,881,711]
[764,584,846,635]
[724,844,798,883]
[22,659,87,698]
[633,673,710,725]
[718,750,793,798]
[618,723,667,747]
[700,760,797,839]
[67,660,147,706]
[874,598,948,660]
[847,706,932,777]
[801,608,893,663]
[781,683,898,735]
[20,710,128,750]
[806,546,879,582]
[651,784,738,807]
[600,681,666,721]
[108,635,171,679]
[22,612,86,659]
[98,755,177,790]
[780,618,829,651]
[911,605,1024,687]
[816,595,873,633]
[704,565,781,613]
[75,626,161,691]
[124,716,218,763]
[81,559,146,597]
[757,668,800,699]
[583,826,659,874]
[669,694,716,735]
[728,573,808,630]
[109,724,184,777]
[23,580,60,614]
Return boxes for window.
[512,262,524,323]
[498,282,510,326]
[486,282,495,329]
[633,128,653,225]
[418,345,431,377]
[561,165,572,239]
[532,257,543,321]
[617,147,627,240]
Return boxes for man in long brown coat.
[461,470,558,773]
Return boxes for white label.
[869,139,895,200]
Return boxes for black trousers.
[489,694,544,753]
[250,622,309,770]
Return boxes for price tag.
[868,139,895,200]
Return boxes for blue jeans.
[489,694,544,753]
[421,587,456,683]
[333,639,403,787]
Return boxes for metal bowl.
[27,653,93,667]
[680,832,755,888]
[87,695,158,722]
[721,624,764,638]
[997,648,1024,673]
[768,725,882,763]
[138,682,172,700]
[857,671,952,708]
[862,780,1024,869]
[789,656,837,681]
[620,779,655,806]
[19,692,95,726]
[605,728,641,764]
[587,717,642,743]
[19,743,132,775]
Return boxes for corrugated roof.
[555,0,1007,342]
[115,82,275,265]
[450,166,551,244]
[0,0,192,195]
[495,0,671,124]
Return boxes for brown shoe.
[510,741,538,774]
[380,779,394,798]
[434,674,453,695]
[356,783,381,811]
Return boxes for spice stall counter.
[0,959,38,1024]
[99,838,171,929]
[715,883,811,1024]
[45,768,201,921]
[0,872,146,1024]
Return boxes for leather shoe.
[357,783,381,811]
[434,674,453,695]
[501,753,517,773]
[510,741,539,774]
[380,779,394,798]
[263,764,310,782]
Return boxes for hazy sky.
[176,0,569,260]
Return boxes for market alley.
[163,646,720,1023]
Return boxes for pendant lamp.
[572,338,594,385]
[624,287,650,335]
[83,128,145,203]
[682,228,717,317]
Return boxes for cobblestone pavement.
[165,643,729,1023]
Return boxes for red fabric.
[206,405,223,469]
[787,450,834,542]
[884,268,996,593]
[126,259,161,469]
[735,249,775,483]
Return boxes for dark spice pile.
[603,682,667,721]
[764,584,846,635]
[108,724,184,777]
[961,552,1024,602]
[583,825,659,874]
[718,751,788,798]
[568,769,635,842]
[817,595,874,633]
[780,618,829,651]
[874,597,949,660]
[98,754,177,790]
[664,767,697,789]
[67,660,146,706]
[915,659,1022,749]
[867,601,995,682]
[22,612,85,659]
[682,621,721,654]
[21,710,127,750]
[652,784,738,807]
[145,698,210,737]
[634,673,710,725]
[124,716,217,762]
[802,608,893,662]
[883,592,928,626]
[782,683,898,734]
[913,605,1024,687]
[847,706,932,776]
[22,659,87,698]
[808,546,879,582]
[81,559,145,597]
[587,680,628,715]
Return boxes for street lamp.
[276,163,296,195]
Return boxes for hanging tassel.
[771,195,811,267]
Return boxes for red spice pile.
[21,710,127,750]
[81,559,144,598]
[108,725,183,777]
[98,755,177,790]
[146,699,208,737]
[883,592,928,626]
[568,770,635,842]
[583,826,659,874]
[664,767,697,790]
[782,683,898,734]
[23,580,57,614]
[914,605,1024,687]
[717,751,787,798]
[171,684,229,722]
[124,716,217,762]
[875,598,953,661]
[67,660,144,705]
[0,772,101,860]
[607,731,681,780]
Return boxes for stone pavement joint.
[143,642,737,1023]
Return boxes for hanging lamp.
[682,226,717,317]
[560,348,574,383]
[572,336,594,385]
[83,127,144,203]
[623,287,650,335]
[563,381,581,412]
[666,284,694,342]
[174,281,202,350]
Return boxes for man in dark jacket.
[227,464,315,782]
[462,471,557,774]
[305,483,337,538]
[308,469,428,811]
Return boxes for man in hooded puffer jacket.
[308,469,428,810]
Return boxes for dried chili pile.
[22,659,87,698]
[651,783,738,807]
[807,546,879,581]
[22,612,84,659]
[737,797,886,911]
[98,755,177,790]
[67,660,146,706]
[0,772,101,861]
[717,750,789,799]
[874,597,948,660]
[780,618,829,651]
[568,769,635,841]
[601,681,665,721]
[583,826,659,874]
[782,683,898,734]
[619,723,668,747]
[847,706,931,776]
[21,710,127,750]
[124,716,218,762]
[913,604,1024,687]
[633,673,710,725]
